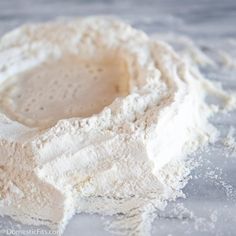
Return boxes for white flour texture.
[0,17,235,235]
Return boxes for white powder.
[0,17,235,235]
[223,127,236,157]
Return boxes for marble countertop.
[0,0,236,235]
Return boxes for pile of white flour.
[0,17,235,235]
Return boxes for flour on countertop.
[223,127,236,157]
[0,17,235,236]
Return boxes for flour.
[223,127,236,157]
[0,17,235,235]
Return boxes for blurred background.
[0,0,235,37]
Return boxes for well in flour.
[0,54,129,128]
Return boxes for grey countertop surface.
[0,0,236,235]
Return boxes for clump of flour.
[0,17,235,236]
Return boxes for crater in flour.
[0,54,130,128]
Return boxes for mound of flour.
[0,17,235,235]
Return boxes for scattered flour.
[0,17,235,235]
[223,127,236,157]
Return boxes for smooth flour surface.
[0,17,235,236]
[0,54,129,128]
